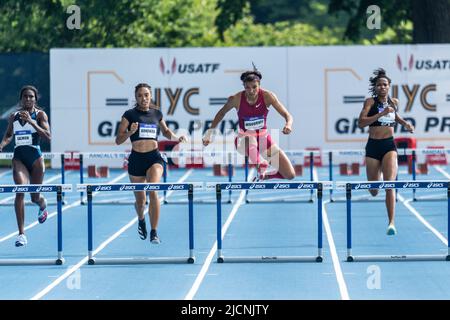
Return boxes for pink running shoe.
[38,208,48,224]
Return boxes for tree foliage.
[328,0,450,43]
[0,0,220,52]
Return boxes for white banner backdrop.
[50,45,450,167]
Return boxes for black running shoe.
[138,219,147,240]
[150,229,161,244]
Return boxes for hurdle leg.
[309,152,314,202]
[187,185,195,263]
[216,186,224,263]
[328,151,333,202]
[60,154,66,205]
[316,184,323,262]
[56,187,64,265]
[346,184,353,262]
[87,187,95,265]
[412,150,417,201]
[80,154,85,204]
[244,156,249,203]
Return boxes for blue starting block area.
[208,181,333,263]
[0,184,72,266]
[76,182,202,265]
[335,180,450,262]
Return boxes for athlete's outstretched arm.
[267,91,293,134]
[160,119,187,142]
[202,95,238,146]
[33,111,51,141]
[392,98,414,133]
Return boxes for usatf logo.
[396,54,414,72]
[403,182,419,188]
[119,185,135,191]
[354,183,372,190]
[427,182,445,188]
[159,57,220,75]
[397,54,450,71]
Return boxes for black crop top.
[368,97,397,127]
[122,107,163,142]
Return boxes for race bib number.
[139,124,157,139]
[15,130,32,146]
[244,117,264,130]
[377,106,395,125]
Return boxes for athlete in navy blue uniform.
[0,85,51,247]
[358,69,414,236]
[116,83,187,244]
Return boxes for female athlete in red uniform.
[203,69,295,181]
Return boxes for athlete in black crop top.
[115,83,187,244]
[0,85,51,247]
[358,69,414,236]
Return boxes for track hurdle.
[77,182,199,265]
[162,150,237,204]
[337,180,450,262]
[212,181,332,263]
[0,152,71,205]
[405,148,450,201]
[327,149,399,203]
[244,150,318,203]
[74,152,130,204]
[0,184,72,266]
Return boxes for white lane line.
[322,200,350,300]
[434,165,450,179]
[0,174,62,204]
[184,169,255,301]
[397,194,447,246]
[31,169,193,300]
[312,168,350,300]
[396,164,449,246]
[0,172,128,243]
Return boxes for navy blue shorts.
[128,149,165,177]
[13,146,42,173]
[365,137,397,161]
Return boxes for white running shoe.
[15,234,28,247]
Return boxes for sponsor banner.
[335,180,449,190]
[51,45,450,168]
[76,182,202,192]
[219,182,325,190]
[0,184,72,193]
